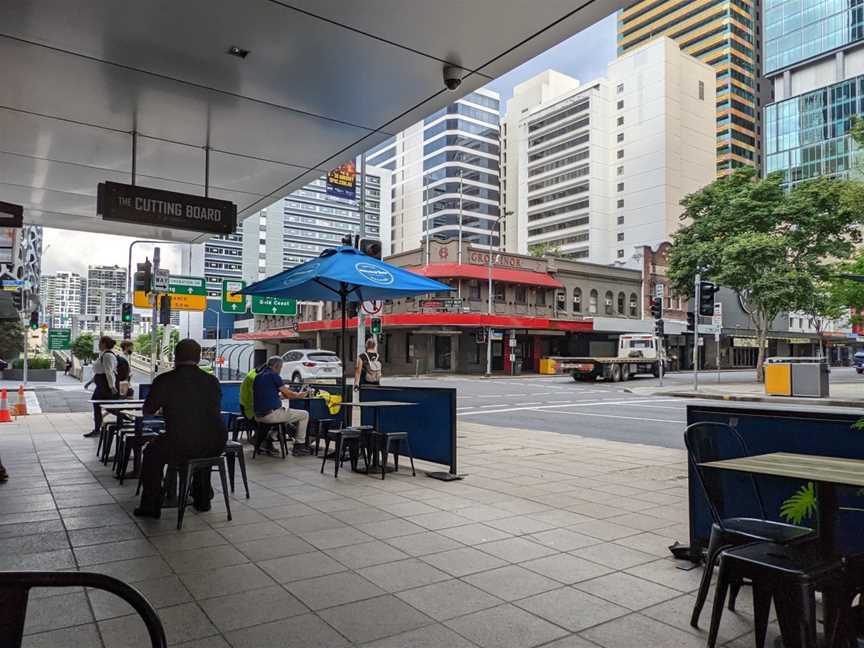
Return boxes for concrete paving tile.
[515,587,629,631]
[0,519,64,539]
[570,542,657,569]
[23,591,93,634]
[521,553,614,584]
[625,558,704,593]
[162,544,249,575]
[215,521,289,544]
[378,501,440,517]
[0,548,75,571]
[233,533,315,562]
[640,594,755,645]
[464,565,560,602]
[438,523,512,545]
[257,550,347,583]
[535,634,601,648]
[74,539,158,566]
[395,579,501,621]
[527,528,602,552]
[566,520,643,541]
[358,558,450,592]
[297,526,375,549]
[68,523,144,547]
[99,602,217,647]
[325,540,410,569]
[406,510,473,530]
[484,515,556,536]
[227,613,347,648]
[445,603,569,648]
[180,562,275,599]
[355,517,427,539]
[198,584,307,632]
[581,612,706,648]
[360,623,478,648]
[318,594,434,644]
[87,575,191,620]
[385,531,463,556]
[476,537,558,563]
[284,570,385,610]
[612,532,677,557]
[603,513,673,532]
[88,556,174,583]
[21,623,102,648]
[574,572,682,611]
[274,513,345,534]
[0,531,70,556]
[149,529,227,554]
[420,546,507,577]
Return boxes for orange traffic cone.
[0,389,13,423]
[14,385,27,417]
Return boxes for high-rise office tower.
[366,90,501,255]
[501,38,716,265]
[618,0,761,176]
[203,233,244,298]
[40,271,86,328]
[86,265,125,330]
[763,1,864,185]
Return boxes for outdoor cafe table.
[700,452,864,554]
[346,401,416,474]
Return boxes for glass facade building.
[765,74,861,183]
[764,0,864,74]
[618,0,760,175]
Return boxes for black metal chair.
[174,456,232,530]
[308,417,339,456]
[115,418,165,485]
[370,430,416,480]
[252,421,289,458]
[0,571,166,648]
[685,421,814,628]
[230,415,256,443]
[223,440,250,498]
[320,428,368,477]
[707,541,850,648]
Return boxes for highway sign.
[221,279,247,314]
[251,295,297,316]
[133,275,207,311]
[47,328,71,350]
[168,275,206,296]
[1,279,23,292]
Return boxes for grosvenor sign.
[468,251,522,268]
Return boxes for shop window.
[629,293,638,317]
[573,287,582,313]
[617,292,625,315]
[589,289,598,314]
[515,286,527,303]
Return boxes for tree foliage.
[134,327,179,357]
[70,333,96,364]
[528,243,561,258]
[668,167,861,379]
[0,319,24,361]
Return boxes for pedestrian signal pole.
[692,274,700,391]
[150,247,160,383]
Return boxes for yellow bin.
[539,358,558,375]
[764,363,792,396]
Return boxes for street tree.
[0,319,24,361]
[70,333,96,364]
[668,167,861,380]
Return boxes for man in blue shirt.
[253,356,311,456]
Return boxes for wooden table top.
[701,452,864,488]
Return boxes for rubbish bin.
[764,360,792,396]
[539,358,558,375]
[791,362,830,398]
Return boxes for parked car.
[280,349,342,384]
[854,351,864,374]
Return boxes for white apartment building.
[40,271,86,328]
[366,90,501,255]
[86,265,126,330]
[501,37,715,266]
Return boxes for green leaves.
[70,333,96,363]
[780,482,817,525]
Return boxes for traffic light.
[134,258,153,293]
[649,297,663,320]
[122,323,132,339]
[699,281,718,316]
[121,302,133,323]
[359,238,382,259]
[158,294,171,325]
[686,312,695,332]
[654,319,664,337]
[28,311,38,329]
[370,317,382,335]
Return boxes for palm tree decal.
[780,482,817,525]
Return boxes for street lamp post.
[485,210,512,376]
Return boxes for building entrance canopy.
[0,0,625,241]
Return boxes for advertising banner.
[325,161,356,200]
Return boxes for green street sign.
[47,328,71,351]
[251,295,297,316]
[221,279,247,314]
[168,275,207,297]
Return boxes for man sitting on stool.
[134,339,227,519]
[253,356,311,457]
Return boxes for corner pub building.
[238,239,657,375]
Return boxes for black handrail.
[0,571,167,647]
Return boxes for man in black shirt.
[134,339,227,519]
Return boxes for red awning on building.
[411,263,564,289]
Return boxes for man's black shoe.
[83,431,99,438]
[133,507,161,520]
[292,444,312,457]
[193,502,212,512]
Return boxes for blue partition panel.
[687,402,864,558]
[359,386,457,474]
[138,380,242,415]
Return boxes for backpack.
[115,354,131,382]
[362,352,382,384]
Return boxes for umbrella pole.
[340,290,348,406]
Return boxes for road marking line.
[616,403,684,411]
[456,398,681,417]
[539,410,682,424]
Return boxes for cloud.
[42,229,186,278]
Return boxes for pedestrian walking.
[83,336,118,438]
[64,358,72,375]
[118,340,135,398]
[354,337,382,391]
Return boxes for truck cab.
[618,334,660,361]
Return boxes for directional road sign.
[221,279,247,314]
[47,328,71,350]
[251,295,297,316]
[133,275,207,311]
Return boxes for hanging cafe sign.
[97,182,237,235]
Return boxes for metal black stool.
[173,456,232,530]
[370,431,415,480]
[223,440,250,498]
[231,415,256,443]
[320,428,366,477]
[252,421,288,458]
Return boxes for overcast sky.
[40,12,617,278]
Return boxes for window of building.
[468,280,481,300]
[617,149,624,159]
[617,116,624,126]
[604,291,614,315]
[535,289,546,306]
[617,166,624,176]
[589,289,598,314]
[494,283,505,302]
[617,183,624,192]
[617,292,625,315]
[617,232,624,241]
[617,249,625,258]
[573,288,582,313]
[617,100,624,110]
[629,293,638,317]
[617,133,624,143]
[515,286,527,303]
[617,83,624,94]
[617,215,624,225]
[699,80,705,100]
[556,290,566,311]
[617,199,624,208]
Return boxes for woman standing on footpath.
[354,337,382,392]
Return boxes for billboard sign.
[325,161,356,200]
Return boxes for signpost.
[251,295,297,316]
[153,269,170,292]
[221,279,247,314]
[97,181,237,235]
[47,328,71,351]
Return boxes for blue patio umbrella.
[240,246,451,397]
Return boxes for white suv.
[280,349,342,384]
